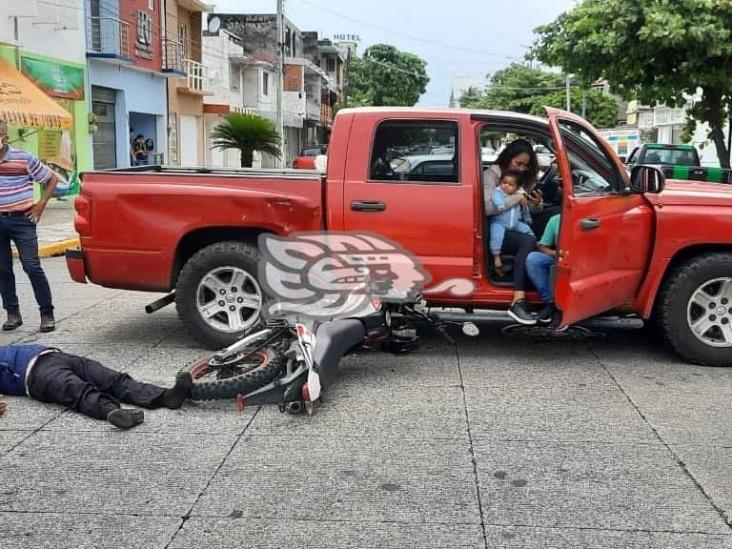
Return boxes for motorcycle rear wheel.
[181,346,281,400]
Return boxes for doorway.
[91,86,117,169]
[179,115,200,166]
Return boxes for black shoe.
[2,314,22,331]
[107,408,144,429]
[161,372,193,409]
[537,303,555,324]
[508,299,537,325]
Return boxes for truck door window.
[560,121,622,196]
[370,121,459,184]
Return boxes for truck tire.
[176,241,265,349]
[658,253,732,366]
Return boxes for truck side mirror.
[630,165,665,194]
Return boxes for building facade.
[626,98,727,167]
[85,0,168,169]
[164,0,212,167]
[302,33,346,145]
[201,28,247,168]
[0,1,91,190]
[209,13,333,166]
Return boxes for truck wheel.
[176,241,264,349]
[659,253,732,366]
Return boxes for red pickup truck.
[66,107,732,366]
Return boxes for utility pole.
[581,90,587,118]
[565,74,571,112]
[344,46,351,108]
[276,0,285,168]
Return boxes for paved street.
[2,258,732,548]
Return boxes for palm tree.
[210,113,281,168]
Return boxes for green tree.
[529,88,620,128]
[210,113,281,168]
[458,86,484,108]
[458,63,619,127]
[533,0,732,168]
[346,44,429,107]
[459,63,565,112]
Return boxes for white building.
[627,97,729,167]
[202,28,247,168]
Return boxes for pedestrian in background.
[132,134,149,166]
[0,120,60,333]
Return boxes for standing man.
[0,120,60,332]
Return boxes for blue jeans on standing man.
[525,251,556,303]
[0,213,54,315]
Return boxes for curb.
[12,238,80,259]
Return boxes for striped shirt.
[0,146,53,212]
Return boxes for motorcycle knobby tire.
[181,346,280,400]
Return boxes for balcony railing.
[162,38,186,74]
[182,59,206,93]
[86,16,131,60]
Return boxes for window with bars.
[178,24,188,60]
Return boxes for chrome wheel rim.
[686,277,732,348]
[195,267,262,334]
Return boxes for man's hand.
[26,199,48,224]
[27,170,61,224]
[0,398,7,416]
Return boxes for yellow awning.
[0,59,73,129]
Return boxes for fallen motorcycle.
[180,299,478,414]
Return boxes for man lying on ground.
[0,344,192,429]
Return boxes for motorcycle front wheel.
[181,346,281,400]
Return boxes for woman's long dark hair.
[495,138,539,188]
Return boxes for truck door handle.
[351,200,386,212]
[580,218,600,231]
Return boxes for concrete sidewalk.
[11,197,79,259]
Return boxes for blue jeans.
[526,251,556,303]
[489,219,534,255]
[0,214,54,315]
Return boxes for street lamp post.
[276,0,285,168]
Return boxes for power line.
[295,0,521,60]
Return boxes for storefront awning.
[0,59,73,129]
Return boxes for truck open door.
[548,108,656,327]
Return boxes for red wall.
[119,0,162,71]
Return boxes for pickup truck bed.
[73,166,324,292]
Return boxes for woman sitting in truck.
[483,138,542,325]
